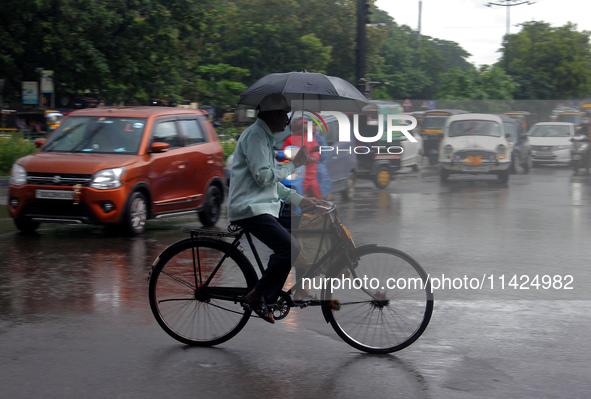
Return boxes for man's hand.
[299,197,318,211]
[291,146,309,169]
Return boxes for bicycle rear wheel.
[322,245,433,354]
[149,237,258,346]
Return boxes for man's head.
[257,94,291,133]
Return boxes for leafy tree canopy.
[498,21,591,99]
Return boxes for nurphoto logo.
[298,111,418,155]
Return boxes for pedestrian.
[227,93,317,324]
[283,118,322,198]
[311,123,333,199]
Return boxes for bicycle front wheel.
[148,237,258,346]
[322,245,433,354]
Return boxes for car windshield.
[422,115,448,129]
[448,120,501,137]
[529,125,572,137]
[42,116,146,154]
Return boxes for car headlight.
[496,144,507,159]
[9,164,27,187]
[555,145,572,151]
[90,167,125,190]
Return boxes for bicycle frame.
[186,203,358,309]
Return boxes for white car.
[438,113,512,183]
[399,129,424,171]
[527,122,575,165]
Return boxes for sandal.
[243,297,275,324]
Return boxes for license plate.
[573,154,583,160]
[463,166,488,172]
[36,189,75,200]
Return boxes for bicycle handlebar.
[301,199,336,215]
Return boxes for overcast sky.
[375,0,591,67]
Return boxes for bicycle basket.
[293,212,333,271]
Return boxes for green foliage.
[0,135,38,176]
[436,65,517,113]
[363,9,472,100]
[0,0,492,110]
[499,21,591,99]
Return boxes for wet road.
[1,165,590,398]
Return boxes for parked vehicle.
[8,107,225,235]
[438,113,511,183]
[498,114,531,173]
[420,109,469,165]
[527,122,576,165]
[571,134,590,175]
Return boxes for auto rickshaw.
[44,110,64,131]
[354,101,404,189]
[556,110,583,132]
[0,109,19,134]
[420,109,469,165]
[503,111,531,132]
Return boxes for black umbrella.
[238,71,369,112]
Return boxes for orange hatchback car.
[8,107,225,235]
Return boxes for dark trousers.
[235,213,301,303]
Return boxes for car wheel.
[439,168,449,183]
[122,191,148,236]
[374,166,391,189]
[523,153,532,172]
[198,185,222,227]
[14,217,40,234]
[341,172,356,201]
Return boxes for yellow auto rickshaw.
[503,111,531,132]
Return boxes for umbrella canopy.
[238,71,369,113]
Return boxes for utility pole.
[485,0,535,36]
[356,0,371,94]
[417,0,422,43]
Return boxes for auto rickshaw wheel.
[374,166,391,189]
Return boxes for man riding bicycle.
[227,93,317,323]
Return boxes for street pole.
[356,0,367,90]
[485,0,535,36]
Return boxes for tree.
[0,0,218,105]
[363,8,472,100]
[499,21,591,99]
[436,65,517,113]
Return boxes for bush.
[216,126,242,161]
[0,134,38,177]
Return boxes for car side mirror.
[150,142,170,153]
[34,138,47,149]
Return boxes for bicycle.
[148,201,434,354]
